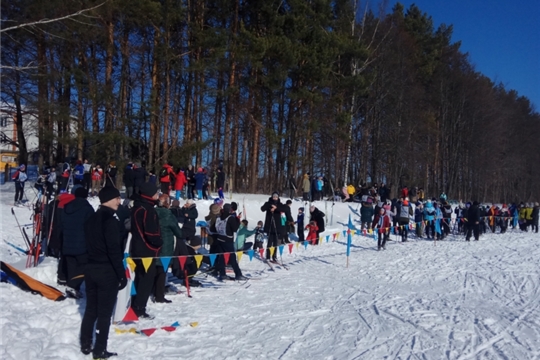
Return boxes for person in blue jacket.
[194,167,206,199]
[423,200,436,239]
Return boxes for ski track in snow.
[1,183,539,359]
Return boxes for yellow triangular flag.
[269,247,275,257]
[189,322,198,327]
[295,241,300,250]
[336,232,340,240]
[194,255,203,268]
[126,257,136,272]
[351,230,356,236]
[368,228,372,234]
[319,236,323,244]
[236,251,243,263]
[141,258,153,272]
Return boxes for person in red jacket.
[305,220,319,245]
[174,168,187,200]
[158,162,175,196]
[372,207,391,251]
[401,186,409,199]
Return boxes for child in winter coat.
[253,221,265,250]
[235,220,259,251]
[12,164,28,205]
[414,203,424,238]
[372,208,391,250]
[360,199,375,230]
[296,207,305,242]
[305,220,319,245]
[423,200,436,239]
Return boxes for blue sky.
[385,0,540,110]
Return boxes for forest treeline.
[2,0,539,201]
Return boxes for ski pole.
[11,208,31,250]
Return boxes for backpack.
[159,167,168,178]
[215,215,232,237]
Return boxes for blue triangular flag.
[160,257,171,270]
[208,254,217,267]
[373,232,377,241]
[170,321,180,327]
[326,235,330,243]
[342,230,347,237]
[123,258,128,269]
[278,245,284,256]
[247,249,254,261]
[130,281,137,295]
[304,241,309,249]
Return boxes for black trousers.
[132,260,157,314]
[466,223,480,240]
[297,224,305,242]
[83,173,91,191]
[65,254,87,290]
[377,231,389,248]
[153,265,167,302]
[160,182,170,195]
[14,182,24,202]
[425,221,435,239]
[80,264,119,354]
[266,232,278,261]
[215,241,242,277]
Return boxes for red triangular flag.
[125,268,131,280]
[161,326,177,332]
[178,256,187,270]
[122,307,139,322]
[288,243,293,254]
[141,328,157,336]
[259,248,264,258]
[223,253,230,265]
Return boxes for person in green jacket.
[235,220,260,251]
[154,194,183,303]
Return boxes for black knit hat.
[139,182,158,197]
[74,187,88,199]
[99,187,120,204]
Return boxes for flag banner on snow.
[114,234,136,323]
[0,261,65,301]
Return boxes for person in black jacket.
[261,192,289,261]
[465,201,481,241]
[62,186,95,298]
[80,186,126,359]
[180,199,198,241]
[214,203,246,281]
[309,205,325,244]
[185,164,195,199]
[123,162,134,199]
[130,182,163,318]
[104,161,117,188]
[132,163,147,196]
[216,168,225,199]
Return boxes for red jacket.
[174,171,187,190]
[372,213,391,231]
[160,164,175,183]
[305,223,319,241]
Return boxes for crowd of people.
[7,158,539,359]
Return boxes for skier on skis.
[261,192,289,262]
[12,164,28,206]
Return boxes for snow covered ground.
[1,182,539,360]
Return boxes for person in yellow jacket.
[525,203,534,230]
[518,203,528,231]
[302,174,311,202]
[347,184,355,202]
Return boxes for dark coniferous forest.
[2,0,539,201]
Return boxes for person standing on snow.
[309,205,325,245]
[465,201,481,241]
[302,173,311,202]
[261,192,289,262]
[373,207,391,250]
[216,168,226,199]
[193,167,206,199]
[80,186,126,359]
[423,200,436,240]
[214,203,247,281]
[61,186,95,299]
[396,199,413,242]
[174,168,187,201]
[130,182,163,318]
[12,164,28,205]
[158,161,175,196]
